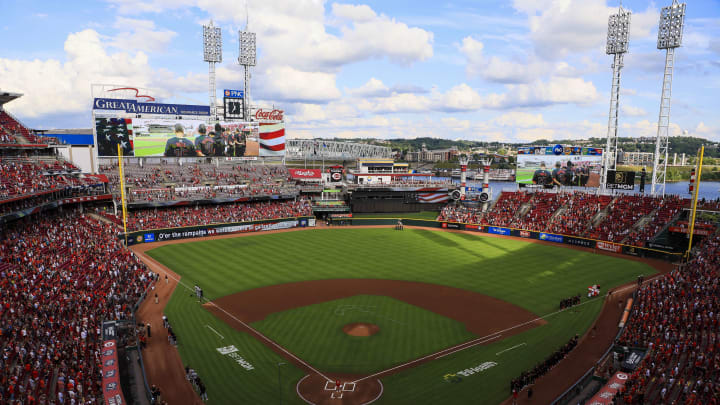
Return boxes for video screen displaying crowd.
[0,211,154,404]
[614,233,719,404]
[108,199,313,231]
[99,162,296,203]
[438,191,698,248]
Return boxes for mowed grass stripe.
[149,228,655,405]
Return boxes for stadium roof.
[0,90,23,107]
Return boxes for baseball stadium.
[1,1,719,405]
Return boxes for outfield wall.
[337,218,682,262]
[123,216,316,245]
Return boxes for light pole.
[651,0,686,196]
[601,4,631,191]
[277,362,286,405]
[203,21,222,121]
[238,30,256,121]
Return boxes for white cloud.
[512,0,658,60]
[256,65,342,103]
[106,0,195,14]
[331,4,377,23]
[490,76,600,108]
[349,78,390,97]
[436,84,485,112]
[492,112,546,128]
[112,17,177,53]
[622,105,647,117]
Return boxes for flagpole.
[686,145,704,258]
[117,144,129,246]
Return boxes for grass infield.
[149,228,655,404]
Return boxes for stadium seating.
[0,158,102,203]
[0,212,154,404]
[585,195,659,243]
[614,232,719,404]
[0,112,56,145]
[624,195,687,247]
[100,162,298,203]
[125,199,312,231]
[482,191,532,227]
[548,193,612,236]
[511,192,572,232]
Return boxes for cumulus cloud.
[111,17,177,53]
[512,0,658,60]
[622,105,648,117]
[0,29,156,118]
[349,78,391,97]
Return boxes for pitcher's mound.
[343,323,379,337]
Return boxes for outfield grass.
[150,228,655,404]
[252,295,476,374]
[351,211,439,220]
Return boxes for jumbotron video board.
[516,145,603,188]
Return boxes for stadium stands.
[585,195,658,243]
[0,112,56,145]
[548,193,612,236]
[511,192,572,232]
[122,199,312,231]
[0,212,154,404]
[99,162,297,203]
[615,232,720,404]
[0,158,104,202]
[481,191,532,227]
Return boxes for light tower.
[238,29,256,121]
[203,21,222,121]
[458,155,469,199]
[601,4,631,190]
[651,1,686,196]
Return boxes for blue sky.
[1,0,719,142]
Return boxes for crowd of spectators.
[624,194,687,247]
[437,204,483,224]
[0,211,154,404]
[511,192,572,232]
[100,162,298,203]
[585,195,659,243]
[0,112,56,145]
[124,199,313,230]
[548,193,613,236]
[481,191,532,227]
[0,159,100,202]
[510,335,579,393]
[614,232,720,404]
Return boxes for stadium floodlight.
[652,1,686,196]
[601,5,631,191]
[203,21,222,120]
[238,30,257,121]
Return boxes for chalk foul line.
[205,324,225,340]
[496,343,526,356]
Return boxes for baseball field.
[142,227,655,404]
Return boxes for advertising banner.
[93,98,210,116]
[465,224,483,231]
[623,245,641,256]
[101,339,126,405]
[289,169,322,179]
[606,170,636,190]
[538,232,564,243]
[516,146,603,187]
[565,236,596,249]
[125,217,314,245]
[513,229,538,239]
[441,222,464,230]
[597,241,622,253]
[487,226,511,235]
[586,372,629,405]
[329,167,343,182]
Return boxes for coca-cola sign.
[254,109,284,121]
[289,169,321,179]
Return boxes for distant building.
[406,143,460,162]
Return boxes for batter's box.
[342,382,356,392]
[324,381,335,391]
[330,392,343,399]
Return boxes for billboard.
[606,170,636,190]
[95,117,260,157]
[93,98,210,116]
[516,146,603,187]
[259,122,286,157]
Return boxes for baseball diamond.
[130,226,666,404]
